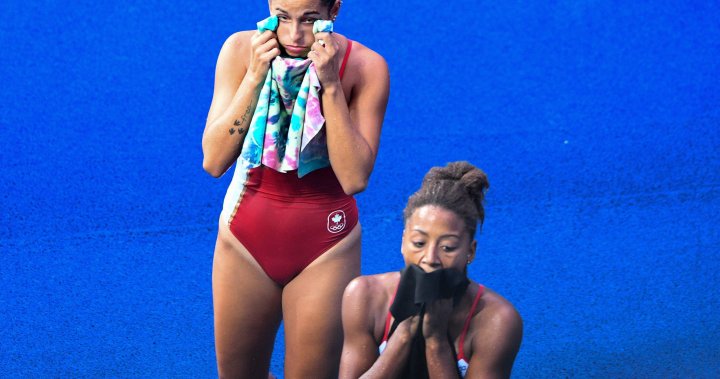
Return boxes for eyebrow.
[274,7,322,16]
[411,229,461,239]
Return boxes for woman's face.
[401,205,476,273]
[268,0,335,57]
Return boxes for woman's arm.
[464,300,523,379]
[339,277,414,379]
[424,299,463,378]
[310,36,390,194]
[425,338,462,379]
[201,30,279,177]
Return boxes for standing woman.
[339,162,523,378]
[202,0,389,377]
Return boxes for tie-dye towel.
[240,15,334,177]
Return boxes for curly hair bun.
[404,161,491,236]
[423,161,489,211]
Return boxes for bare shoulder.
[216,30,256,70]
[462,286,522,377]
[343,272,399,307]
[348,40,387,67]
[343,272,400,339]
[477,287,523,336]
[467,286,523,364]
[340,37,389,81]
[222,30,255,51]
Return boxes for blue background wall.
[1,0,718,377]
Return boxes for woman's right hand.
[422,298,453,342]
[247,30,280,82]
[394,314,421,342]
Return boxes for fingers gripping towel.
[241,15,334,177]
[388,265,469,379]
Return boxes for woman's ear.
[330,0,342,21]
[467,239,477,265]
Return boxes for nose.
[287,21,303,44]
[420,244,442,270]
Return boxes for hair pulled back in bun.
[403,161,490,238]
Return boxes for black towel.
[387,265,469,378]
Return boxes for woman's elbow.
[340,175,369,195]
[202,157,227,178]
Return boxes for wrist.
[424,336,452,353]
[244,70,267,87]
[424,325,449,341]
[321,79,343,95]
[424,324,449,341]
[393,327,414,345]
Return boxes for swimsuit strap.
[338,39,353,80]
[457,284,484,361]
[381,282,399,343]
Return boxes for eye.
[301,18,318,24]
[277,14,290,22]
[441,245,458,253]
[412,241,425,248]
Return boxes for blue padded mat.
[1,0,718,377]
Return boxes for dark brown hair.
[270,0,337,12]
[403,161,490,238]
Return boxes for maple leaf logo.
[327,210,347,234]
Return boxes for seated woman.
[339,161,523,378]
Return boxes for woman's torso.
[374,273,485,377]
[220,33,359,223]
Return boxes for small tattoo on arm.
[229,127,245,136]
[239,106,251,125]
[229,107,252,136]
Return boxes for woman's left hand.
[308,32,341,88]
[422,298,454,341]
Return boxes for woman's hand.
[308,32,341,88]
[394,313,421,342]
[423,298,454,341]
[247,30,280,82]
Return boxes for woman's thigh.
[282,224,362,379]
[213,219,283,379]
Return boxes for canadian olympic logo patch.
[327,210,346,233]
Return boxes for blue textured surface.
[1,0,719,377]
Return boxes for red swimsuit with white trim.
[227,40,355,287]
[377,282,484,377]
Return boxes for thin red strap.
[338,39,353,80]
[457,284,484,360]
[381,282,399,343]
[381,311,392,343]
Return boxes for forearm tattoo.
[229,105,252,136]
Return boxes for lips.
[284,45,308,56]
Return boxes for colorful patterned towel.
[240,15,334,177]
